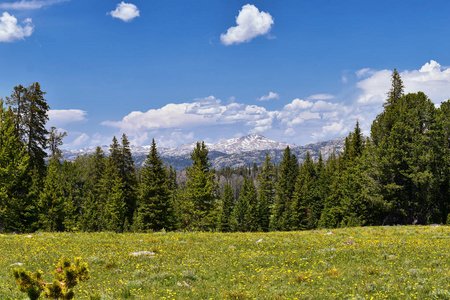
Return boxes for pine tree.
[7,83,50,175]
[135,139,174,231]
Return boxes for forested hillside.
[1,70,449,233]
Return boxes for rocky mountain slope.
[62,134,345,170]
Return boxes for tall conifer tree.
[135,139,174,231]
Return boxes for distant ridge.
[62,134,345,170]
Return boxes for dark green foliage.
[6,83,50,175]
[135,139,174,231]
[271,146,299,231]
[257,153,275,231]
[119,134,138,225]
[38,159,65,232]
[0,102,30,232]
[232,176,259,232]
[371,91,439,224]
[291,152,320,230]
[184,142,217,230]
[100,159,126,232]
[219,183,235,232]
[77,147,106,232]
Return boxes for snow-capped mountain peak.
[210,134,292,154]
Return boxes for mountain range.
[62,134,345,170]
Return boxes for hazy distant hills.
[62,134,345,170]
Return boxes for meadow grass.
[1,226,449,299]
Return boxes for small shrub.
[13,257,89,300]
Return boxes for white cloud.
[102,102,219,133]
[356,60,450,105]
[108,2,140,22]
[257,91,279,101]
[312,120,349,140]
[48,109,87,126]
[307,94,334,101]
[186,96,223,115]
[283,98,313,111]
[0,12,33,42]
[356,69,391,104]
[221,4,274,46]
[95,60,450,150]
[0,0,69,10]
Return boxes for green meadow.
[1,226,449,299]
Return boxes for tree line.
[1,70,450,233]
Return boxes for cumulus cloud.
[48,109,87,127]
[0,0,69,10]
[312,120,349,140]
[95,60,450,149]
[283,98,313,111]
[102,102,219,133]
[108,2,140,22]
[186,96,223,115]
[102,96,278,145]
[221,4,274,45]
[0,12,33,42]
[257,91,279,101]
[356,60,450,105]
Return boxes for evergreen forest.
[1,70,450,233]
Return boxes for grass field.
[1,226,449,299]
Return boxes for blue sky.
[1,0,450,149]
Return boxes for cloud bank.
[108,2,140,22]
[221,4,274,45]
[0,12,34,42]
[65,60,450,149]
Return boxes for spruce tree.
[291,152,319,230]
[219,182,234,232]
[370,70,438,224]
[99,160,125,232]
[136,139,174,231]
[78,147,106,231]
[271,146,299,231]
[185,142,216,230]
[38,159,65,232]
[119,134,138,225]
[0,102,30,232]
[256,154,275,231]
